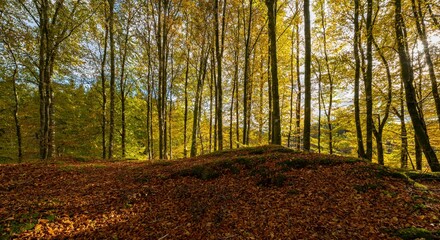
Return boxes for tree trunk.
[214,0,226,151]
[4,42,23,162]
[295,13,301,151]
[100,9,109,160]
[191,44,209,157]
[120,21,130,159]
[372,36,392,166]
[303,0,312,151]
[395,0,440,171]
[354,0,366,158]
[365,0,374,161]
[108,0,116,159]
[266,0,281,145]
[183,44,190,158]
[288,28,294,148]
[411,0,440,128]
[320,2,333,154]
[243,0,253,145]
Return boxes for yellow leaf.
[48,227,55,236]
[34,224,42,233]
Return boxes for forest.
[1,0,440,171]
[3,1,440,238]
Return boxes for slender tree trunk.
[243,0,253,145]
[394,80,408,168]
[120,24,130,159]
[183,46,190,158]
[214,0,226,150]
[395,0,440,171]
[210,58,214,152]
[365,0,374,161]
[354,0,366,158]
[108,0,116,159]
[317,65,322,154]
[191,44,208,157]
[372,36,392,166]
[303,0,312,151]
[259,57,264,144]
[12,69,22,162]
[266,0,281,145]
[288,29,294,148]
[100,10,109,160]
[411,0,440,128]
[320,2,333,154]
[295,15,301,151]
[212,50,217,151]
[231,12,240,148]
[4,42,23,162]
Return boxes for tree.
[395,0,440,171]
[214,0,227,150]
[17,0,88,160]
[353,0,366,158]
[266,0,281,145]
[303,0,311,151]
[365,0,374,161]
[1,36,22,162]
[108,0,116,159]
[410,0,440,128]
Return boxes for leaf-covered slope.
[1,145,440,239]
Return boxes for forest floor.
[1,145,440,239]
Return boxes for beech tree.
[395,0,440,171]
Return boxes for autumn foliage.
[1,145,440,239]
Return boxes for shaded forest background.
[0,0,440,170]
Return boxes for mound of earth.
[1,145,440,239]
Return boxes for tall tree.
[214,0,227,150]
[243,0,253,145]
[2,38,22,162]
[18,0,87,160]
[266,0,281,145]
[353,0,366,158]
[411,0,440,128]
[303,0,311,151]
[108,0,116,159]
[100,4,109,160]
[365,0,374,161]
[318,0,333,154]
[395,0,440,171]
[372,37,392,166]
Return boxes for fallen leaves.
[1,145,440,239]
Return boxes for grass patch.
[59,165,83,172]
[1,212,40,239]
[374,166,410,181]
[0,156,15,164]
[405,171,440,181]
[394,227,440,240]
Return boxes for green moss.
[394,227,438,240]
[405,171,440,181]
